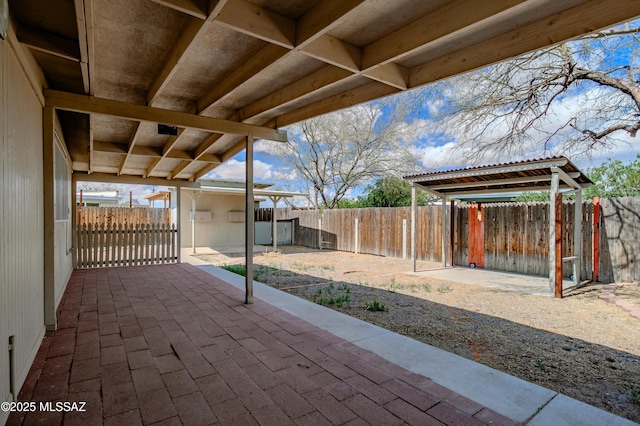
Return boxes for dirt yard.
[193,246,640,422]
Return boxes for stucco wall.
[180,192,248,247]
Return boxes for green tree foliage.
[515,155,640,201]
[583,155,640,198]
[337,176,432,208]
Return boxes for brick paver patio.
[8,264,519,425]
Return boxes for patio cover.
[404,157,593,297]
[8,0,638,304]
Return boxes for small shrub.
[437,284,451,293]
[313,282,350,307]
[222,264,246,276]
[422,283,432,292]
[388,278,402,292]
[631,388,640,406]
[365,300,387,312]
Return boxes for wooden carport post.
[245,135,254,304]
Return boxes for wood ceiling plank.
[191,163,219,181]
[408,0,640,88]
[118,122,141,175]
[17,26,81,62]
[196,0,367,115]
[147,0,228,105]
[238,65,353,121]
[361,62,408,90]
[145,128,187,176]
[45,90,288,142]
[301,35,361,73]
[84,0,95,95]
[296,0,367,46]
[275,81,399,128]
[361,0,529,69]
[74,0,90,93]
[167,160,192,180]
[197,44,289,114]
[149,0,208,19]
[216,0,295,48]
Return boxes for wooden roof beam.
[74,0,90,93]
[216,0,295,48]
[118,122,141,176]
[147,0,229,105]
[361,0,528,69]
[145,127,187,177]
[408,0,640,88]
[197,0,367,115]
[167,160,192,180]
[148,0,208,19]
[17,26,80,62]
[45,90,287,142]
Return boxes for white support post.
[573,190,582,286]
[549,172,560,292]
[176,187,182,263]
[411,186,417,272]
[191,193,197,255]
[270,196,280,250]
[245,135,254,304]
[441,197,447,267]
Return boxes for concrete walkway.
[410,266,574,296]
[7,263,636,425]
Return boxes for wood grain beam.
[17,26,80,62]
[362,62,408,90]
[239,65,352,121]
[197,44,288,114]
[147,0,229,105]
[191,163,219,181]
[148,0,208,19]
[74,0,90,93]
[275,81,399,128]
[361,0,528,69]
[216,0,295,48]
[196,0,367,115]
[94,140,220,163]
[145,127,186,177]
[84,0,96,95]
[45,89,287,142]
[118,122,141,175]
[408,0,640,88]
[296,0,366,46]
[301,35,361,73]
[167,160,192,180]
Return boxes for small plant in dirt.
[388,278,403,292]
[365,299,387,312]
[290,261,311,271]
[222,264,246,276]
[631,388,640,406]
[313,282,351,307]
[422,283,432,292]
[408,284,418,293]
[321,264,335,271]
[437,284,451,293]
[535,359,547,372]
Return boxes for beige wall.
[0,32,73,421]
[179,192,247,247]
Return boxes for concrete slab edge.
[197,264,636,425]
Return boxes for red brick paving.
[7,263,521,425]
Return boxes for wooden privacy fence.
[77,206,171,226]
[276,198,640,282]
[76,223,177,268]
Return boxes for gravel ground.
[194,246,640,422]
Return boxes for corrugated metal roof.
[403,157,592,198]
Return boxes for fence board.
[76,223,177,268]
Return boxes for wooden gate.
[76,223,178,268]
